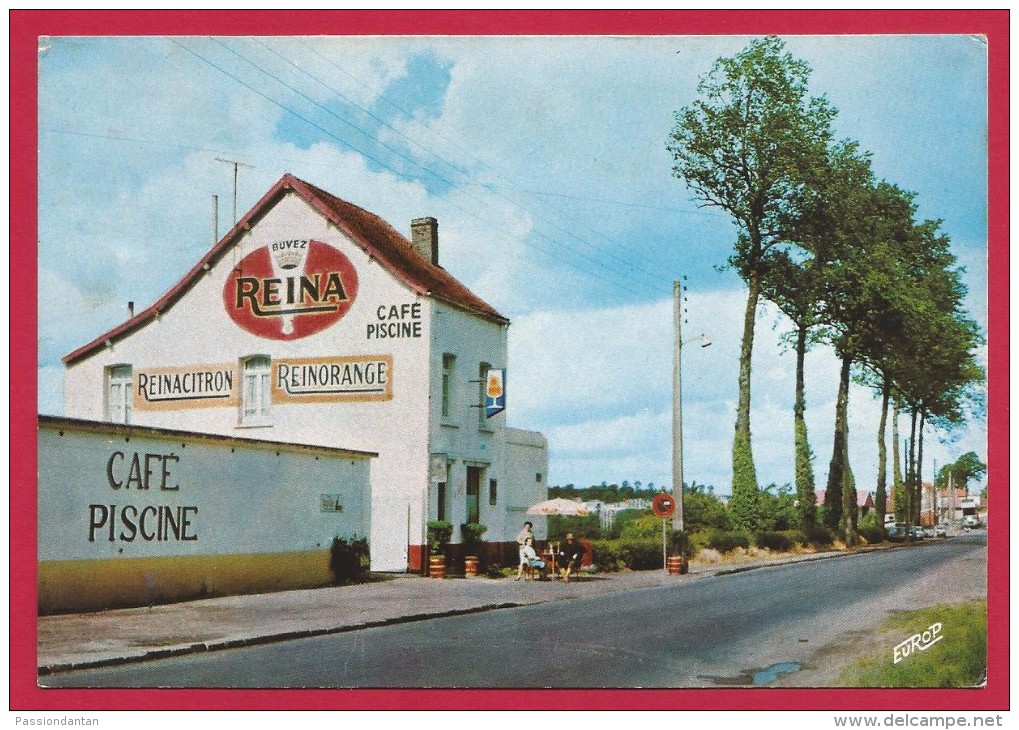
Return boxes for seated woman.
[519,537,545,581]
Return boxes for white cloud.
[511,288,987,494]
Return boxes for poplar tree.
[668,36,834,529]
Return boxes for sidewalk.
[36,548,862,674]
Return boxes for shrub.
[619,538,663,570]
[684,488,731,531]
[670,530,694,559]
[706,529,751,552]
[754,530,795,552]
[859,524,887,544]
[460,523,488,555]
[803,524,835,547]
[548,514,601,540]
[620,514,665,540]
[607,509,648,539]
[591,539,625,572]
[858,510,883,531]
[329,536,370,586]
[688,530,712,555]
[784,529,809,547]
[427,521,453,556]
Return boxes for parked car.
[909,526,925,539]
[921,527,935,538]
[887,524,907,541]
[964,515,981,529]
[935,525,947,538]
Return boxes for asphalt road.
[42,533,986,689]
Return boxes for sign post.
[651,493,677,574]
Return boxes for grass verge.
[838,599,986,687]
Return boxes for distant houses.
[580,498,653,532]
[814,489,875,522]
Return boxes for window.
[106,365,132,424]
[489,479,497,506]
[441,353,455,419]
[536,473,543,484]
[241,355,271,425]
[478,362,492,428]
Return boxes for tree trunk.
[916,411,927,527]
[875,377,890,520]
[793,322,816,527]
[843,455,857,545]
[729,264,761,530]
[906,408,918,536]
[891,401,904,522]
[825,349,852,530]
[837,353,856,545]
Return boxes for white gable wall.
[63,189,548,573]
[65,193,431,571]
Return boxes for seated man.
[557,533,585,583]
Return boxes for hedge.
[859,525,887,544]
[754,530,797,552]
[329,536,370,585]
[803,524,835,547]
[705,529,751,552]
[591,538,664,572]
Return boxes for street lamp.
[673,279,711,534]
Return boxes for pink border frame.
[10,10,1009,711]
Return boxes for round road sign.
[651,493,677,518]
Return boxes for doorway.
[466,466,482,524]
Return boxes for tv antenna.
[215,157,255,226]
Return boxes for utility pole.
[672,278,711,536]
[215,157,254,226]
[949,469,956,530]
[673,280,684,533]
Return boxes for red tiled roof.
[64,174,507,365]
[813,489,875,508]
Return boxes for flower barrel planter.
[464,556,479,578]
[428,555,446,579]
[666,555,688,575]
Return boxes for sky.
[35,31,992,496]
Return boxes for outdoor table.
[540,550,558,580]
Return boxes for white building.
[62,173,548,574]
[37,415,375,613]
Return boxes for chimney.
[410,217,439,265]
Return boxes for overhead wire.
[219,36,669,293]
[280,37,690,288]
[176,36,668,295]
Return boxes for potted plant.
[668,530,692,575]
[460,523,488,577]
[426,520,453,578]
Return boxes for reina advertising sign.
[485,368,506,418]
[224,239,359,340]
[133,364,239,411]
[273,355,394,403]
